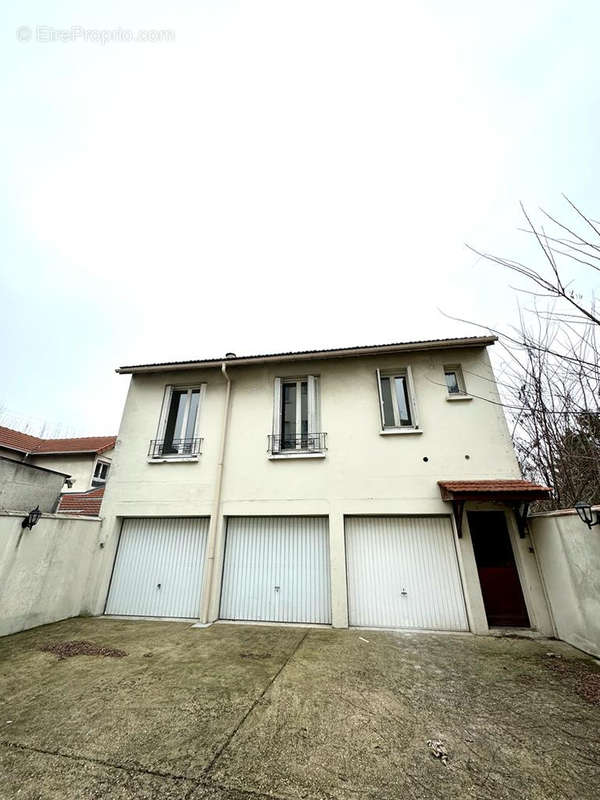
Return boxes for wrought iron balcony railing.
[268,432,327,454]
[148,438,203,458]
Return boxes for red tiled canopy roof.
[439,479,551,501]
[57,487,104,516]
[0,426,115,456]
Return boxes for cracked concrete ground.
[1,618,599,799]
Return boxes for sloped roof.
[34,436,116,455]
[0,426,116,456]
[57,487,104,516]
[117,335,497,374]
[0,427,42,453]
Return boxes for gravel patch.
[543,654,600,705]
[40,640,127,660]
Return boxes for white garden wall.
[531,509,600,658]
[0,512,101,637]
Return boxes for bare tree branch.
[459,198,600,510]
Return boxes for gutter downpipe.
[200,361,232,623]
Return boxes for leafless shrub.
[464,197,600,510]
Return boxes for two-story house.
[0,427,116,492]
[91,336,554,636]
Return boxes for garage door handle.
[157,583,161,589]
[401,588,407,596]
[274,585,280,592]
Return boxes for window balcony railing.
[148,438,203,459]
[267,432,327,455]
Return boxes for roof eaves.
[0,444,31,455]
[59,487,104,498]
[33,450,98,456]
[117,336,497,375]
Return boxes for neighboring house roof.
[33,436,116,455]
[117,335,497,374]
[438,479,552,501]
[0,427,42,454]
[57,487,104,516]
[0,454,71,477]
[0,426,116,456]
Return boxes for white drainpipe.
[200,361,232,623]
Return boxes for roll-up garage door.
[105,517,208,618]
[345,516,468,631]
[220,516,331,624]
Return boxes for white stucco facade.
[28,451,113,493]
[92,340,554,636]
[0,447,113,493]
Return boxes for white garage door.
[105,517,208,618]
[220,517,331,624]
[346,516,468,631]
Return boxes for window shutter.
[405,366,419,428]
[157,385,174,439]
[272,378,282,436]
[191,384,207,438]
[307,375,318,433]
[375,369,386,429]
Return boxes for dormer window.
[92,460,110,486]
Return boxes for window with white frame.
[376,368,418,429]
[92,460,110,486]
[271,376,323,453]
[443,364,466,396]
[152,384,205,458]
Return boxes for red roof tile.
[57,487,104,516]
[0,426,115,456]
[34,436,116,455]
[0,426,43,453]
[438,479,551,499]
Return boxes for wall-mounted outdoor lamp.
[574,502,599,530]
[21,506,42,530]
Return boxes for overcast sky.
[1,1,599,436]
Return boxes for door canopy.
[438,479,552,538]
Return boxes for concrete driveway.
[1,618,599,799]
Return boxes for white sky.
[1,1,599,435]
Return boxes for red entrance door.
[468,511,530,627]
